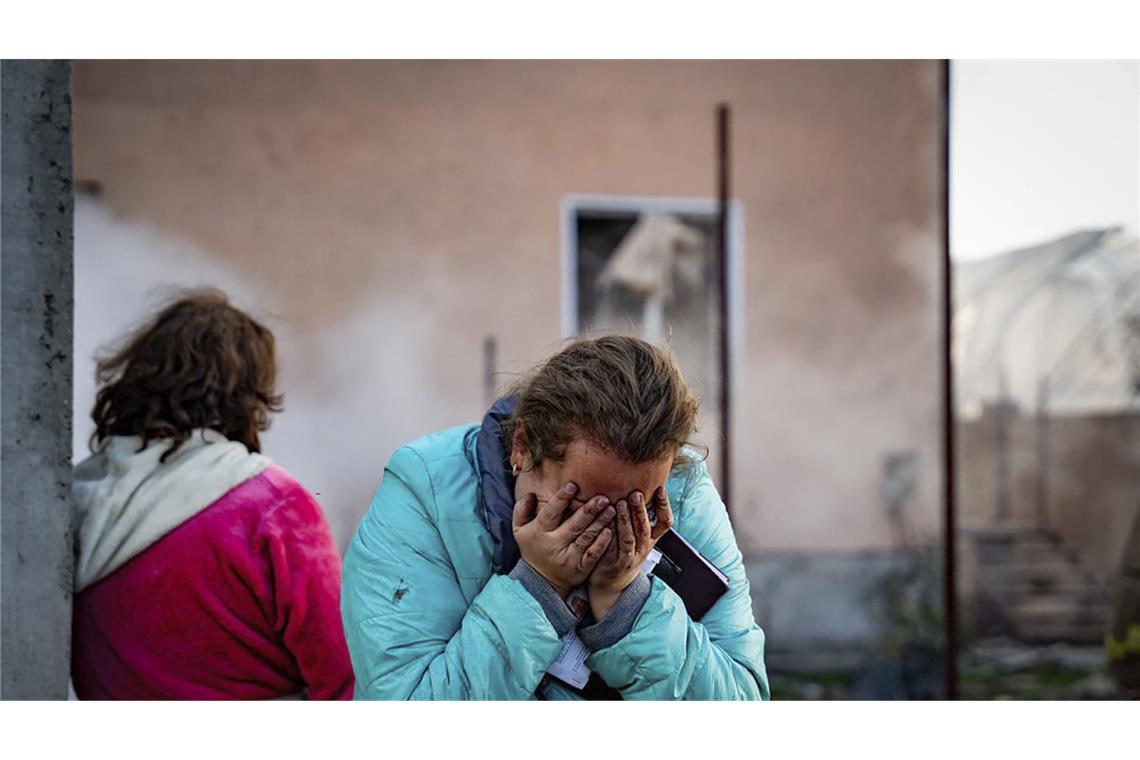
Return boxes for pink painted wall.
[72,60,945,553]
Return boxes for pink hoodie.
[71,462,354,700]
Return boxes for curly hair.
[90,289,283,461]
[502,335,701,470]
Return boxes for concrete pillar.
[1,60,74,700]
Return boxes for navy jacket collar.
[476,395,520,574]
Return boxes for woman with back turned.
[71,290,353,699]
[342,335,769,699]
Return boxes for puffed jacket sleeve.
[341,446,565,699]
[584,458,771,700]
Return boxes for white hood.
[73,428,271,591]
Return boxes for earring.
[511,462,519,477]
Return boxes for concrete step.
[1008,615,1108,644]
[973,529,1064,546]
[1006,597,1108,644]
[974,534,1075,553]
[1008,560,1092,582]
[978,564,1096,595]
[986,584,1107,607]
[968,524,1109,645]
[973,531,1073,566]
[1012,622,1106,644]
[1011,597,1108,619]
[1008,543,1080,564]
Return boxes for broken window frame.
[559,193,747,481]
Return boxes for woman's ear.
[510,424,529,472]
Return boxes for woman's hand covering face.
[512,481,616,599]
[586,486,674,619]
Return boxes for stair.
[969,524,1109,644]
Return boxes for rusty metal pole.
[1035,377,1051,530]
[483,334,498,407]
[995,368,1012,523]
[940,60,959,700]
[716,104,732,516]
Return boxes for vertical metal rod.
[940,60,959,700]
[995,367,1011,522]
[483,335,497,407]
[1035,377,1051,530]
[716,103,732,515]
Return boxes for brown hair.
[90,289,283,461]
[504,335,701,470]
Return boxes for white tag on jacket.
[546,549,663,690]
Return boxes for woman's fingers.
[616,500,636,559]
[572,502,616,553]
[603,520,620,563]
[559,495,610,538]
[581,527,613,567]
[630,491,652,551]
[536,481,578,530]
[511,492,538,530]
[650,485,674,540]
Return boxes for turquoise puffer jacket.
[341,421,769,700]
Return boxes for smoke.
[74,196,470,549]
[73,196,266,458]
